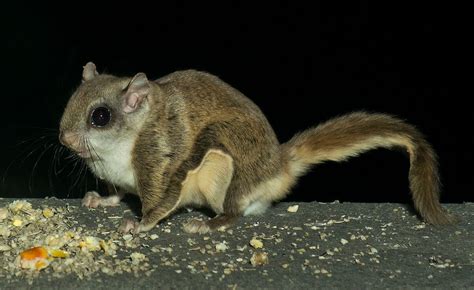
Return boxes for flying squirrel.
[59,62,457,234]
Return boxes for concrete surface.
[0,198,472,289]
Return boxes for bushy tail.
[281,111,457,225]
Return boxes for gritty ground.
[0,197,472,289]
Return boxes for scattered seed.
[0,208,8,220]
[250,252,268,266]
[215,242,228,252]
[42,208,54,218]
[249,238,263,249]
[287,205,299,213]
[130,252,146,265]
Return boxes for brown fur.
[281,112,457,225]
[59,63,457,234]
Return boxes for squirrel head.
[59,62,151,159]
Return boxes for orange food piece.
[20,246,50,270]
[20,246,48,260]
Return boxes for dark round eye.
[90,106,111,127]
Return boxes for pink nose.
[59,131,80,149]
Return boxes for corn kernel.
[12,218,23,227]
[34,260,49,270]
[49,249,69,258]
[80,236,101,251]
[42,208,54,218]
[250,237,263,249]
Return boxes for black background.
[0,2,471,203]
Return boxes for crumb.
[130,252,146,265]
[249,237,263,249]
[287,205,299,213]
[215,242,228,252]
[250,252,268,266]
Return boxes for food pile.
[0,200,150,281]
[1,198,464,288]
[0,199,275,283]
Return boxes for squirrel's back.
[152,69,283,167]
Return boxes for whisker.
[68,136,93,198]
[20,139,51,166]
[55,163,70,175]
[55,147,80,175]
[85,140,99,174]
[16,135,52,147]
[84,168,88,197]
[55,149,73,175]
[2,134,54,191]
[85,138,108,197]
[67,156,81,177]
[28,142,55,195]
[66,157,82,197]
[47,144,62,194]
[65,153,78,160]
[52,145,63,176]
[70,160,86,195]
[15,126,59,132]
[88,140,108,179]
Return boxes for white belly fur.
[88,137,137,193]
[242,171,295,216]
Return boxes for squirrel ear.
[123,73,150,113]
[82,62,99,82]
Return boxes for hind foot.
[183,215,238,234]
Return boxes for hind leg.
[182,149,238,234]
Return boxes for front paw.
[183,219,211,234]
[82,191,102,208]
[119,218,141,234]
